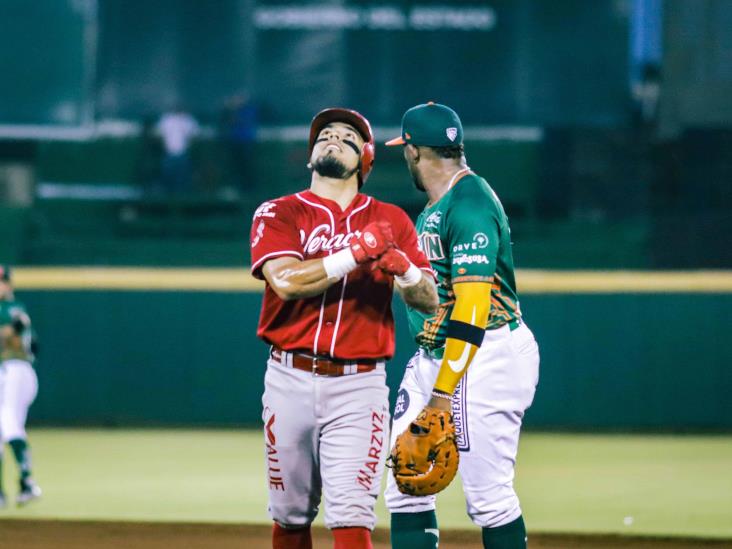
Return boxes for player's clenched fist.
[375,248,411,275]
[374,247,425,288]
[350,221,394,263]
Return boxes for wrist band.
[431,389,453,401]
[322,248,358,280]
[395,263,422,288]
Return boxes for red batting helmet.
[309,108,375,187]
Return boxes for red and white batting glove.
[322,221,395,280]
[376,248,423,288]
[349,221,395,264]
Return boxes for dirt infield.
[1,520,730,549]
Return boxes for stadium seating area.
[2,127,729,269]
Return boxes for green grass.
[1,430,730,539]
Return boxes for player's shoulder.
[252,193,301,221]
[452,173,493,197]
[450,173,501,210]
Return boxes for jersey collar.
[300,190,369,215]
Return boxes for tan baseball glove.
[389,405,459,496]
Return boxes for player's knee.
[323,497,379,531]
[384,480,437,514]
[0,415,23,441]
[269,502,318,528]
[468,497,522,529]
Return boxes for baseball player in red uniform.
[249,108,438,549]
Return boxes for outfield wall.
[14,268,732,430]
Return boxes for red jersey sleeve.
[250,198,304,279]
[388,204,435,279]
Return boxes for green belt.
[507,318,521,331]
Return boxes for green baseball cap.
[385,102,463,147]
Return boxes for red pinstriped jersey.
[250,190,432,360]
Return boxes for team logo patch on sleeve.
[251,221,265,248]
[393,389,410,420]
[254,201,277,219]
[473,232,489,248]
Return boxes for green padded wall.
[18,289,732,430]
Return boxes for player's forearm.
[399,273,438,314]
[432,282,492,399]
[267,258,338,300]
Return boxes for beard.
[407,161,426,192]
[312,154,358,180]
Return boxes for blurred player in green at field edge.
[0,265,42,508]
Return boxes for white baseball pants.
[0,359,38,442]
[261,357,390,530]
[385,322,540,528]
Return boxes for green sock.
[390,510,439,549]
[482,515,527,549]
[8,438,32,489]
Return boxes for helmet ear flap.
[358,141,375,187]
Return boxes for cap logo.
[446,127,458,142]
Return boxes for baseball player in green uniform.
[0,265,41,508]
[384,104,540,548]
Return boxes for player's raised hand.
[350,221,394,263]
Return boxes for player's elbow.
[424,292,439,314]
[413,294,438,315]
[269,281,315,301]
[269,284,299,301]
[403,286,439,315]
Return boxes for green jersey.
[0,300,35,362]
[407,171,521,355]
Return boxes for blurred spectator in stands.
[632,63,662,134]
[220,92,258,197]
[156,104,200,193]
[135,114,162,191]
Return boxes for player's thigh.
[457,402,525,527]
[457,327,539,527]
[0,361,36,439]
[318,369,389,529]
[1,361,37,408]
[509,324,540,407]
[0,364,5,407]
[262,361,321,527]
[384,351,439,513]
